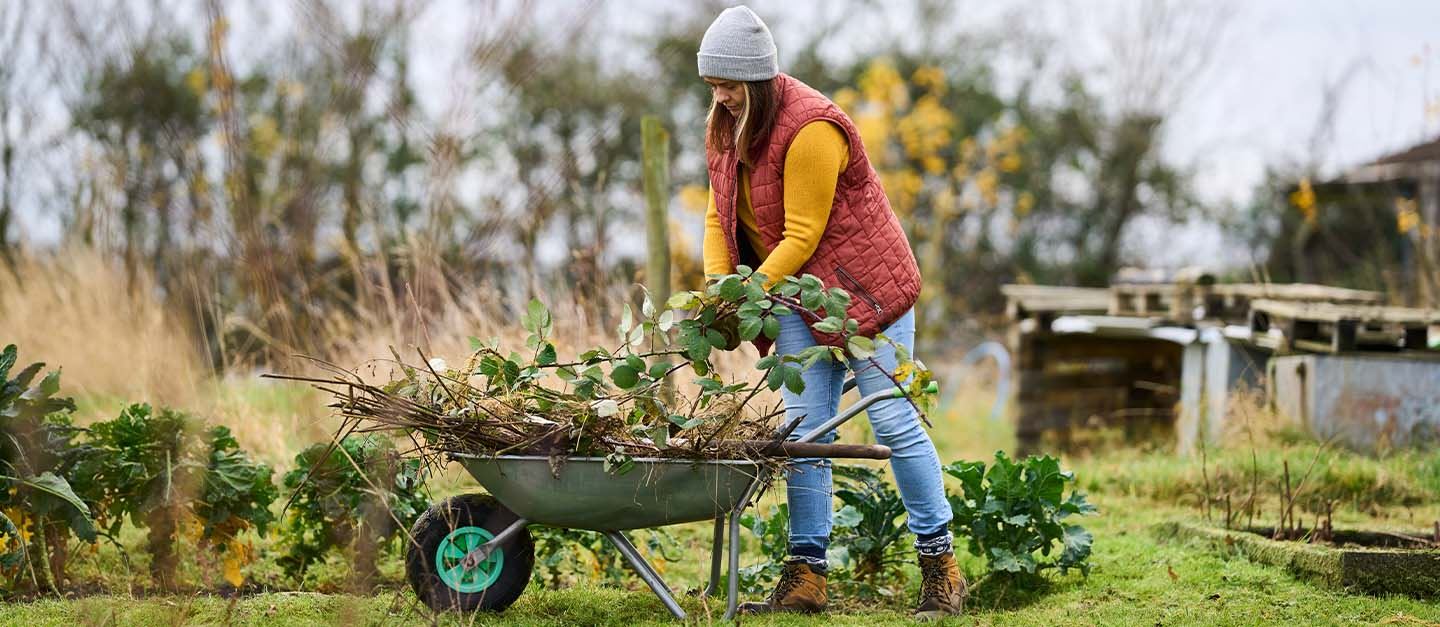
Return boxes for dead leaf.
[1167,564,1179,581]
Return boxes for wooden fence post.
[641,115,674,405]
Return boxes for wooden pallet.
[1108,283,1193,321]
[1109,282,1386,325]
[1001,284,1110,325]
[1198,284,1383,325]
[1249,299,1439,354]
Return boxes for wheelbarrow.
[404,379,938,620]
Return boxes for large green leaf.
[0,510,23,569]
[18,471,96,541]
[1060,525,1093,568]
[0,344,16,383]
[989,547,1025,573]
[1024,455,1066,507]
[834,504,863,528]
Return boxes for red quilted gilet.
[706,73,922,355]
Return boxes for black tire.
[405,493,534,613]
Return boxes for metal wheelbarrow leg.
[609,473,767,621]
[607,530,689,619]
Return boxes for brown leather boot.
[738,559,828,614]
[915,552,967,620]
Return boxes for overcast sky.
[10,0,1440,268]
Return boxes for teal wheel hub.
[435,526,503,593]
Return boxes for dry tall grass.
[0,249,208,408]
[0,248,772,466]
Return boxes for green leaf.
[765,366,786,391]
[801,288,823,311]
[687,338,712,363]
[579,348,610,365]
[648,424,668,448]
[755,355,779,370]
[668,414,704,430]
[813,318,843,334]
[648,362,672,379]
[537,343,558,366]
[0,344,15,382]
[604,453,636,476]
[667,292,699,309]
[1058,491,1099,518]
[989,547,1025,573]
[1060,524,1094,566]
[610,366,640,389]
[525,299,552,334]
[778,282,801,297]
[618,304,634,336]
[834,505,862,528]
[705,329,727,348]
[1025,455,1066,507]
[783,367,805,394]
[847,336,876,359]
[18,472,96,542]
[719,277,745,301]
[763,316,780,339]
[738,318,763,341]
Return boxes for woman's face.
[703,77,745,117]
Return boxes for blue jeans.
[776,308,951,555]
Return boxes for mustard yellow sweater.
[703,121,849,286]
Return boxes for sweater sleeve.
[702,187,733,278]
[754,120,849,287]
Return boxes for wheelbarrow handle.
[730,440,892,460]
[793,380,940,444]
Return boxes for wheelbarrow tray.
[453,453,762,532]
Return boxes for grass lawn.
[5,380,1438,625]
[6,495,1438,626]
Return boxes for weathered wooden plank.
[1210,283,1383,304]
[1252,299,1440,325]
[1002,284,1110,321]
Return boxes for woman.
[697,5,966,619]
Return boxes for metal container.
[455,454,762,531]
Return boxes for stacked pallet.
[1003,280,1438,453]
[1249,299,1439,355]
[1108,281,1384,326]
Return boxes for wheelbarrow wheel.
[405,493,533,613]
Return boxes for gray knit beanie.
[697,6,778,82]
